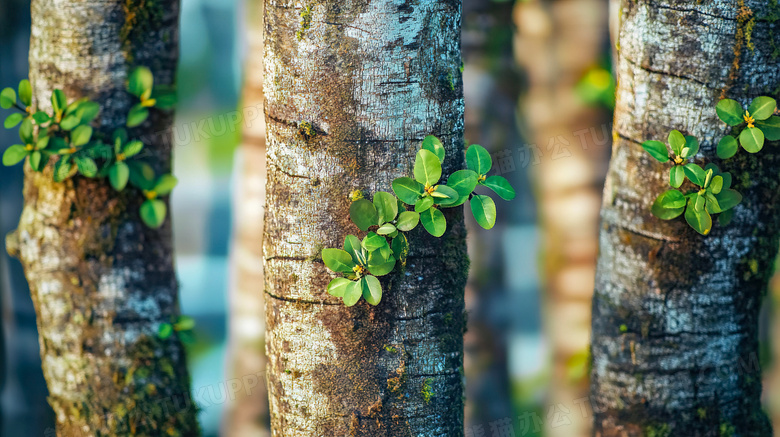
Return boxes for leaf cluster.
[1,67,179,228]
[325,135,516,306]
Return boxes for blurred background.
[0,0,778,436]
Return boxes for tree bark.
[263,0,468,435]
[5,1,200,435]
[590,0,780,435]
[223,0,271,435]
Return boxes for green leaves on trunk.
[642,97,776,235]
[323,136,516,306]
[0,68,178,229]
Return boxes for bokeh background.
[1,0,779,436]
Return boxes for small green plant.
[1,67,178,228]
[323,135,515,306]
[158,315,196,343]
[642,96,777,235]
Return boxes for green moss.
[421,378,434,404]
[296,4,314,41]
[383,344,397,353]
[720,421,735,437]
[298,120,317,141]
[644,423,671,437]
[120,0,165,62]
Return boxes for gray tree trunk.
[4,1,200,435]
[263,1,468,435]
[590,0,780,435]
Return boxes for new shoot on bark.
[1,67,179,228]
[324,135,516,306]
[643,96,777,235]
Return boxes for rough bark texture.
[223,0,271,435]
[263,0,468,435]
[590,0,780,435]
[5,1,200,435]
[514,0,612,435]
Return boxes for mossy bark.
[5,1,200,435]
[263,0,468,435]
[590,0,780,435]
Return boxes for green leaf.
[391,233,409,265]
[719,208,734,226]
[446,169,479,197]
[128,66,154,98]
[51,89,66,113]
[421,135,445,163]
[18,80,31,107]
[71,125,93,147]
[36,136,50,151]
[392,177,424,204]
[716,99,744,126]
[683,163,705,186]
[739,127,764,153]
[748,96,776,121]
[710,175,723,194]
[466,144,492,174]
[158,323,173,339]
[420,207,446,237]
[431,185,459,205]
[361,276,382,306]
[342,280,362,307]
[367,252,396,276]
[362,232,387,252]
[74,156,98,177]
[113,128,128,146]
[19,118,33,144]
[682,135,699,158]
[140,199,167,228]
[60,114,81,131]
[53,157,73,182]
[414,149,442,186]
[153,174,178,195]
[327,277,353,298]
[109,162,130,191]
[349,199,379,231]
[705,192,722,214]
[717,135,738,159]
[322,248,356,273]
[32,111,50,124]
[703,168,714,188]
[122,140,144,158]
[76,101,100,122]
[667,130,686,155]
[127,104,149,127]
[4,113,23,129]
[377,223,397,235]
[373,191,398,224]
[415,195,434,213]
[470,195,497,230]
[396,211,420,231]
[715,189,742,211]
[669,165,685,188]
[756,115,780,141]
[482,175,516,201]
[0,87,16,109]
[29,151,43,172]
[343,234,362,264]
[651,189,685,220]
[640,140,669,163]
[684,199,712,235]
[152,87,178,109]
[174,316,195,331]
[128,161,156,190]
[721,172,732,190]
[693,193,705,211]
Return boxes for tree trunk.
[514,0,611,435]
[590,0,780,435]
[5,1,199,435]
[263,1,467,435]
[223,0,271,435]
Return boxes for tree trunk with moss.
[4,1,199,435]
[223,0,271,435]
[590,0,780,435]
[263,1,468,435]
